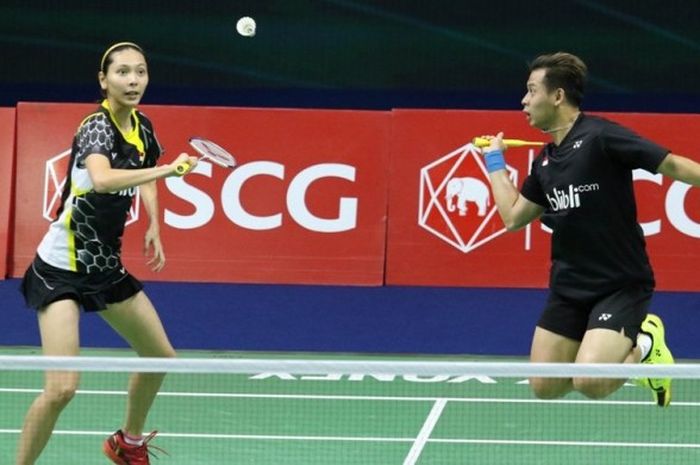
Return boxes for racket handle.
[175,162,190,176]
[473,137,544,148]
[472,137,488,147]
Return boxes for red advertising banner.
[0,108,15,278]
[13,103,390,285]
[386,110,700,291]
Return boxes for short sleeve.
[520,161,547,207]
[600,120,669,173]
[75,114,115,167]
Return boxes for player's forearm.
[140,181,160,228]
[658,153,700,186]
[92,165,175,194]
[488,170,522,230]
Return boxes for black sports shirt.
[37,101,162,273]
[520,114,669,300]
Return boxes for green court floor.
[1,348,698,464]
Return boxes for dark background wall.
[2,0,700,111]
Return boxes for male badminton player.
[16,42,197,464]
[480,52,700,407]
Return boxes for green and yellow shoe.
[637,313,674,407]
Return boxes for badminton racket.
[175,137,237,175]
[472,137,545,148]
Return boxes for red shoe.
[103,430,167,464]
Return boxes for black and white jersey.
[37,100,162,273]
[520,114,669,300]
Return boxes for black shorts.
[20,255,143,312]
[537,284,652,343]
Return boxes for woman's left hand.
[144,226,165,271]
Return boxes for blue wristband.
[484,150,506,173]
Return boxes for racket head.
[188,136,237,168]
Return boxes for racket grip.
[175,162,190,176]
[472,137,492,148]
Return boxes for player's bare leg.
[100,291,176,436]
[529,326,580,399]
[573,328,637,399]
[16,300,80,465]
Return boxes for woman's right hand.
[170,152,198,176]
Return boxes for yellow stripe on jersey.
[71,184,92,197]
[101,99,145,156]
[63,204,77,271]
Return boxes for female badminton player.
[16,42,197,465]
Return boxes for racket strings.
[190,138,236,168]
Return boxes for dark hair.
[529,52,587,107]
[100,42,145,74]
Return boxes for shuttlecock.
[236,16,256,37]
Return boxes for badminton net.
[0,354,698,464]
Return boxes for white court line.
[2,387,700,407]
[403,399,447,465]
[0,429,698,450]
[429,438,700,449]
[0,429,413,442]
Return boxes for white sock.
[637,333,652,361]
[123,432,144,446]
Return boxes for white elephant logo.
[445,177,490,217]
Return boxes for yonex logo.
[418,142,518,253]
[599,313,612,321]
[573,140,583,149]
